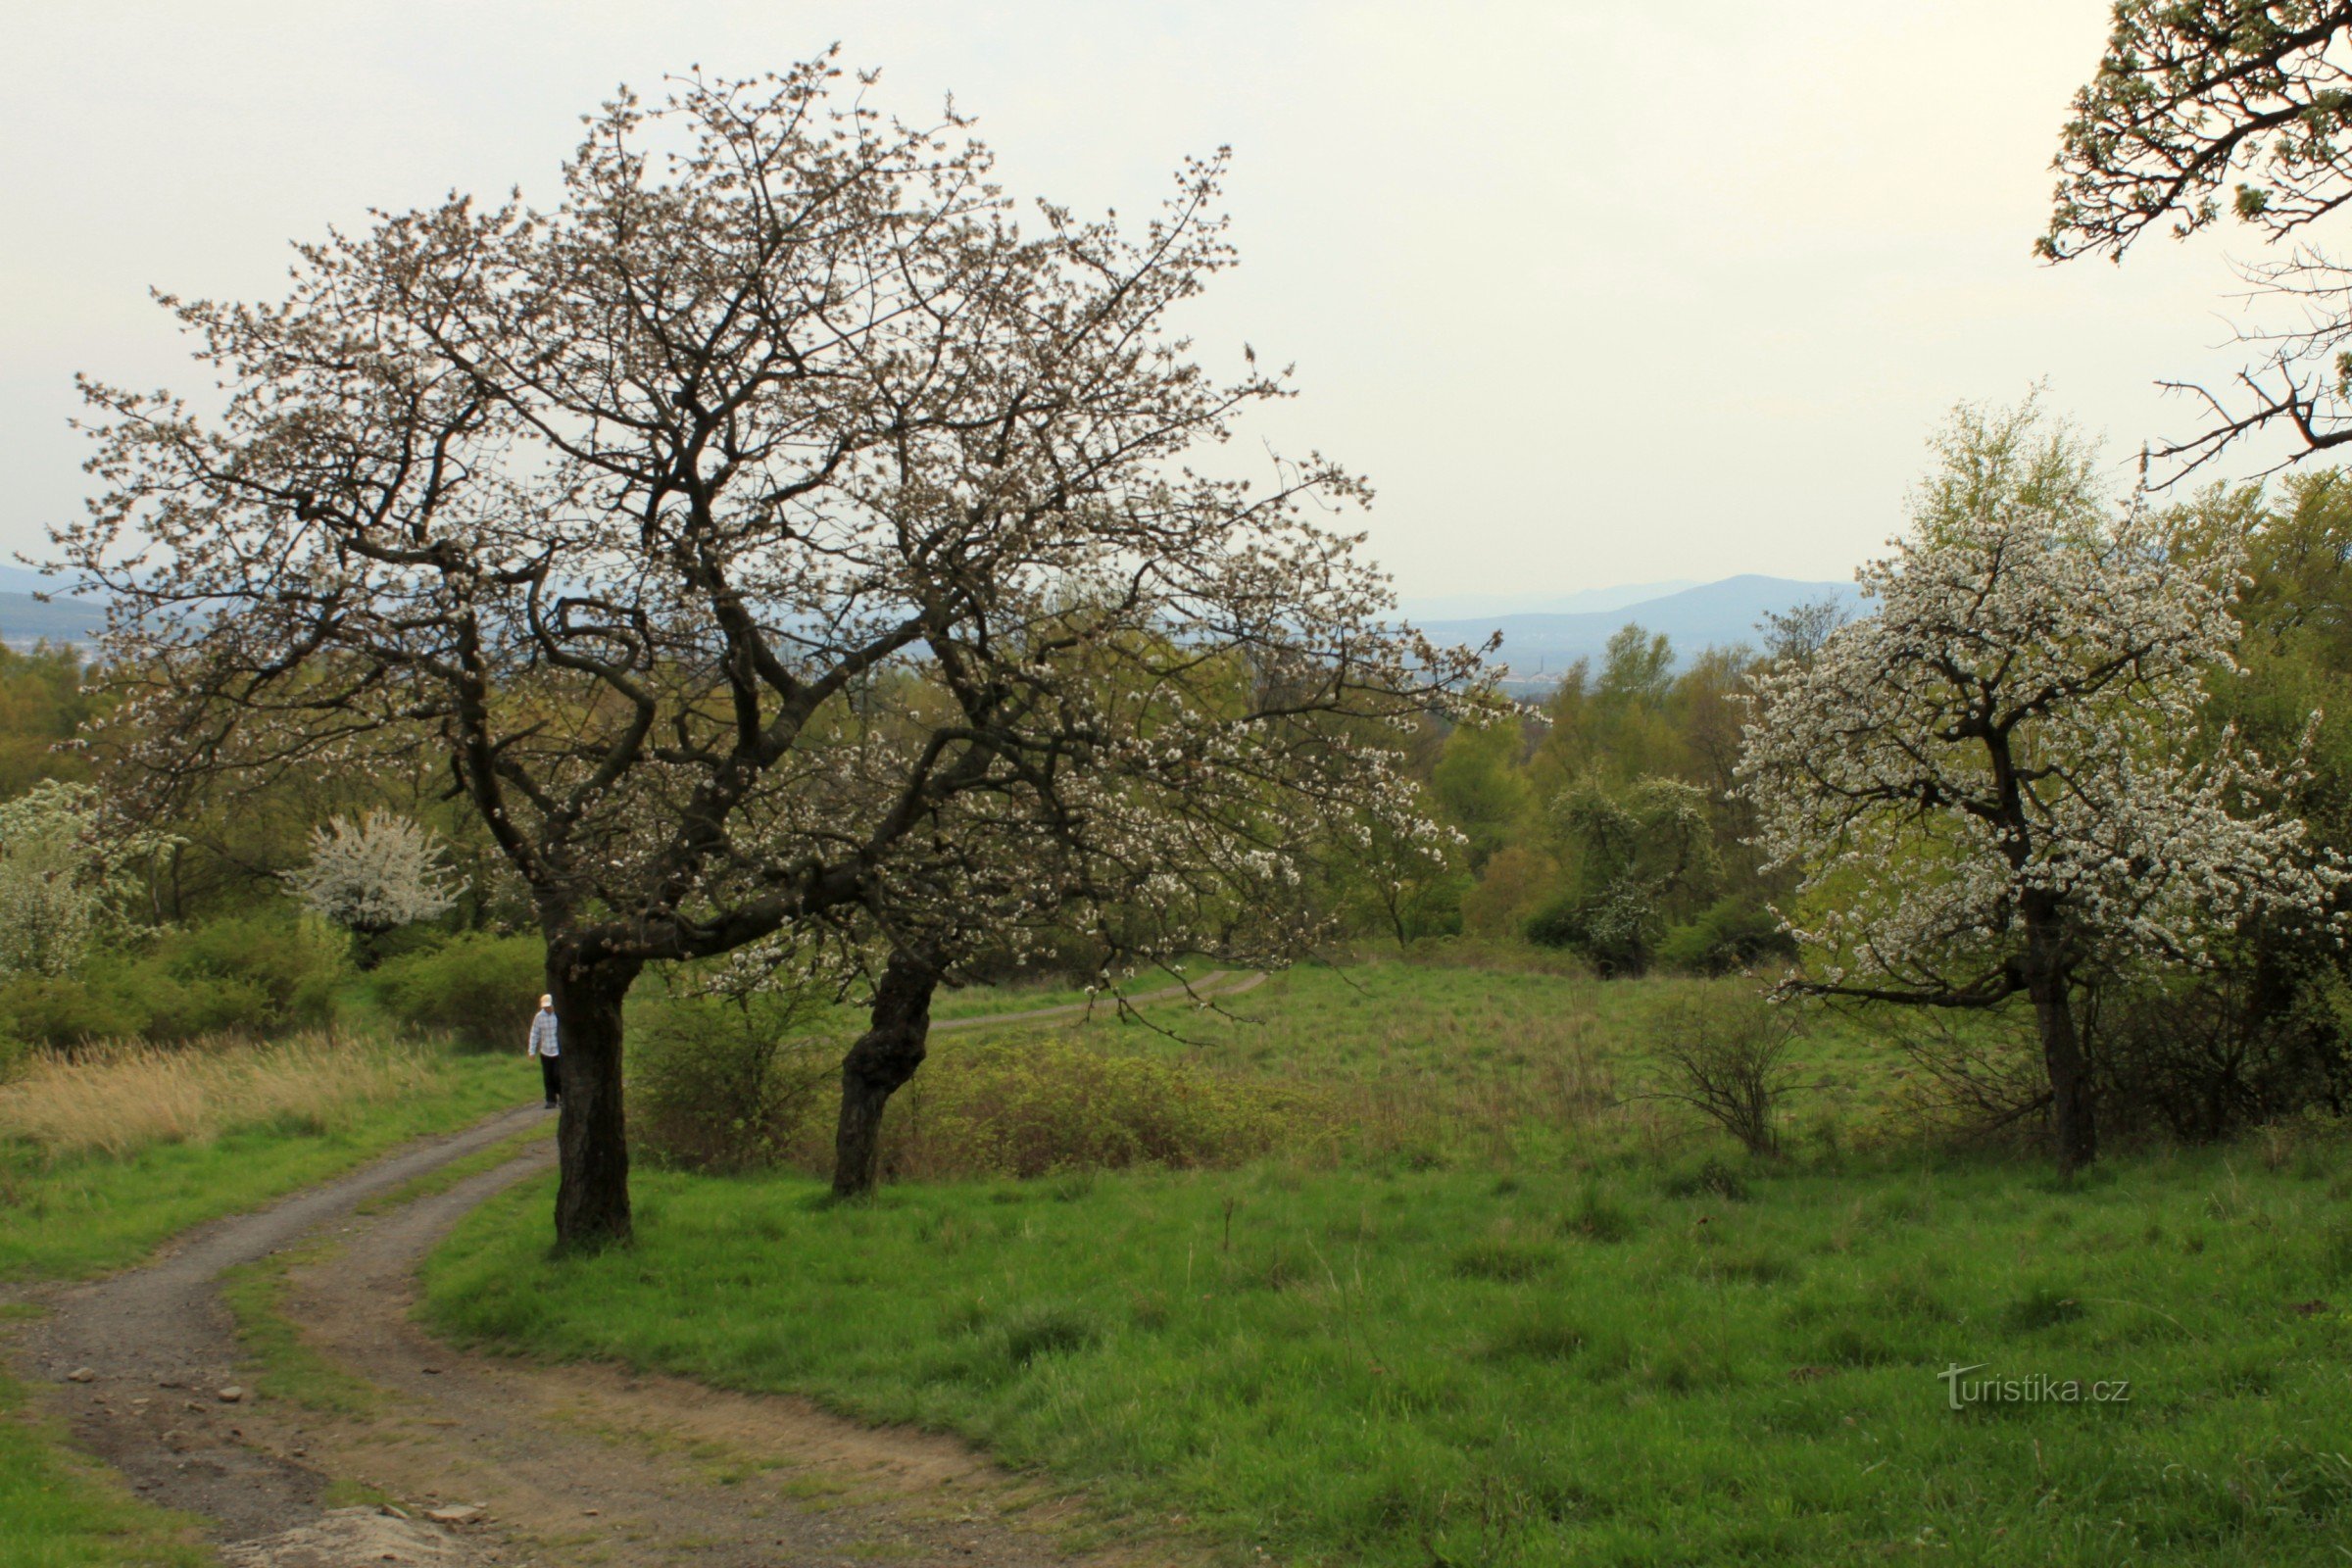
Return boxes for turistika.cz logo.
[1937,1363,2132,1410]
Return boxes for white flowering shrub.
[0,781,168,981]
[281,810,465,940]
[1738,401,2341,1170]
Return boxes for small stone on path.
[423,1506,480,1525]
[218,1386,245,1402]
[67,1366,95,1382]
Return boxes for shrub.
[0,973,147,1051]
[883,1035,1326,1182]
[139,912,346,1038]
[371,932,543,1051]
[2089,970,2352,1144]
[1655,897,1798,976]
[0,912,345,1048]
[631,983,836,1174]
[1650,991,1805,1156]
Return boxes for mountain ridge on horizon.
[1415,572,1864,686]
[3,567,1868,664]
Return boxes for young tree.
[2044,2,2352,466]
[281,809,465,964]
[1739,401,2337,1172]
[62,61,1473,1244]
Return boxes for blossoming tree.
[1738,402,2338,1171]
[281,809,466,964]
[60,60,1475,1244]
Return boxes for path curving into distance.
[3,980,1244,1567]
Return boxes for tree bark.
[550,950,642,1250]
[2022,913,2097,1175]
[832,949,939,1198]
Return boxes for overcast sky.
[0,2,2292,601]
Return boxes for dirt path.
[10,1107,1167,1568]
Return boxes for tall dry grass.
[0,1033,441,1162]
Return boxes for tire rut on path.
[9,1107,1167,1568]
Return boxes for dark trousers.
[539,1054,563,1105]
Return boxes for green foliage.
[0,642,96,797]
[1654,896,1797,976]
[370,932,543,1052]
[0,972,146,1050]
[0,911,345,1048]
[1523,773,1720,975]
[631,982,836,1174]
[145,912,346,1037]
[1429,710,1535,870]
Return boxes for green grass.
[0,1370,208,1568]
[428,1148,2352,1566]
[0,1048,525,1281]
[422,958,2352,1566]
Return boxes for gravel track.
[7,1096,1170,1567]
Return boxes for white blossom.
[281,809,465,937]
[1738,403,2340,1013]
[0,782,172,981]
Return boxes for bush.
[884,1037,1328,1182]
[1524,885,1659,976]
[371,932,543,1051]
[0,912,345,1048]
[1650,991,1805,1156]
[1655,897,1798,976]
[140,912,346,1038]
[631,984,836,1174]
[0,974,145,1052]
[2090,970,2352,1143]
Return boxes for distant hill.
[1397,578,1700,620]
[1418,574,1864,687]
[0,589,105,650]
[1,567,1870,671]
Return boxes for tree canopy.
[64,58,1474,1242]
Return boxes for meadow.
[424,954,2352,1566]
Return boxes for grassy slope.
[0,1042,530,1566]
[422,962,2352,1566]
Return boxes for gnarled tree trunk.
[549,950,642,1249]
[833,949,939,1198]
[2022,910,2096,1175]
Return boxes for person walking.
[527,994,562,1108]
